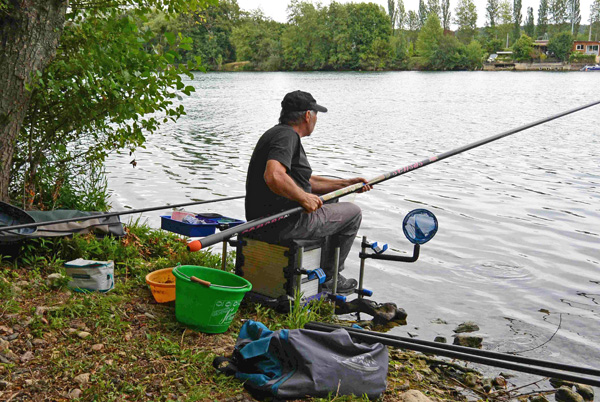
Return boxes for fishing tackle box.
[64,258,114,293]
[233,235,328,309]
[160,213,244,237]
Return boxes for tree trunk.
[0,0,67,202]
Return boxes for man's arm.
[309,175,373,195]
[264,159,323,212]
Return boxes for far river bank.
[220,60,597,71]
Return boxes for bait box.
[160,214,244,237]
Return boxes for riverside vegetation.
[0,222,594,401]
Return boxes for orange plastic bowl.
[145,267,176,303]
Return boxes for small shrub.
[569,53,597,63]
[408,56,428,70]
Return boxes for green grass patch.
[0,222,513,401]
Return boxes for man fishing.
[245,90,372,294]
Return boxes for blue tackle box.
[160,213,245,237]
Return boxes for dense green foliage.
[232,2,399,71]
[231,10,283,70]
[155,0,597,72]
[512,34,535,60]
[417,14,444,61]
[225,0,486,72]
[548,31,574,60]
[10,2,216,211]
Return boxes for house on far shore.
[572,41,600,63]
[533,40,600,63]
[533,40,549,55]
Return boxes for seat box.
[234,236,326,302]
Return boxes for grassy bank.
[0,223,560,401]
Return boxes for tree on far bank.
[592,0,600,40]
[498,0,514,46]
[465,40,485,68]
[441,0,452,30]
[186,0,241,69]
[429,35,461,69]
[388,0,398,32]
[281,1,392,71]
[513,0,522,43]
[484,37,505,54]
[454,0,478,43]
[486,0,500,29]
[418,0,428,28]
[407,10,421,46]
[396,0,407,30]
[537,0,550,38]
[428,35,483,70]
[416,13,444,61]
[548,31,574,60]
[568,0,581,35]
[550,0,569,34]
[525,7,535,37]
[512,34,535,60]
[428,0,441,20]
[232,11,283,70]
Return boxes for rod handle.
[190,276,211,287]
[187,240,203,252]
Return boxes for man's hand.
[346,177,373,193]
[300,193,323,213]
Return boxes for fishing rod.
[305,322,600,387]
[306,321,600,377]
[0,195,245,233]
[188,99,600,252]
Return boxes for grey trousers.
[277,202,362,277]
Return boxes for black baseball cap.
[281,90,328,113]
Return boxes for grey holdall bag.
[213,320,388,400]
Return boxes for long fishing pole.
[0,195,245,233]
[188,99,600,252]
[306,321,600,377]
[305,322,600,387]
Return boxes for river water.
[105,71,600,385]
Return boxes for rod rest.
[359,243,420,263]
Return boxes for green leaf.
[164,31,176,45]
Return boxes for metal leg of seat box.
[358,236,367,300]
[295,246,304,296]
[332,247,340,296]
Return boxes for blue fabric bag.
[213,320,388,400]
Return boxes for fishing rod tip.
[187,240,202,252]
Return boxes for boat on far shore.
[580,64,600,71]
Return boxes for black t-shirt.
[245,124,312,221]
